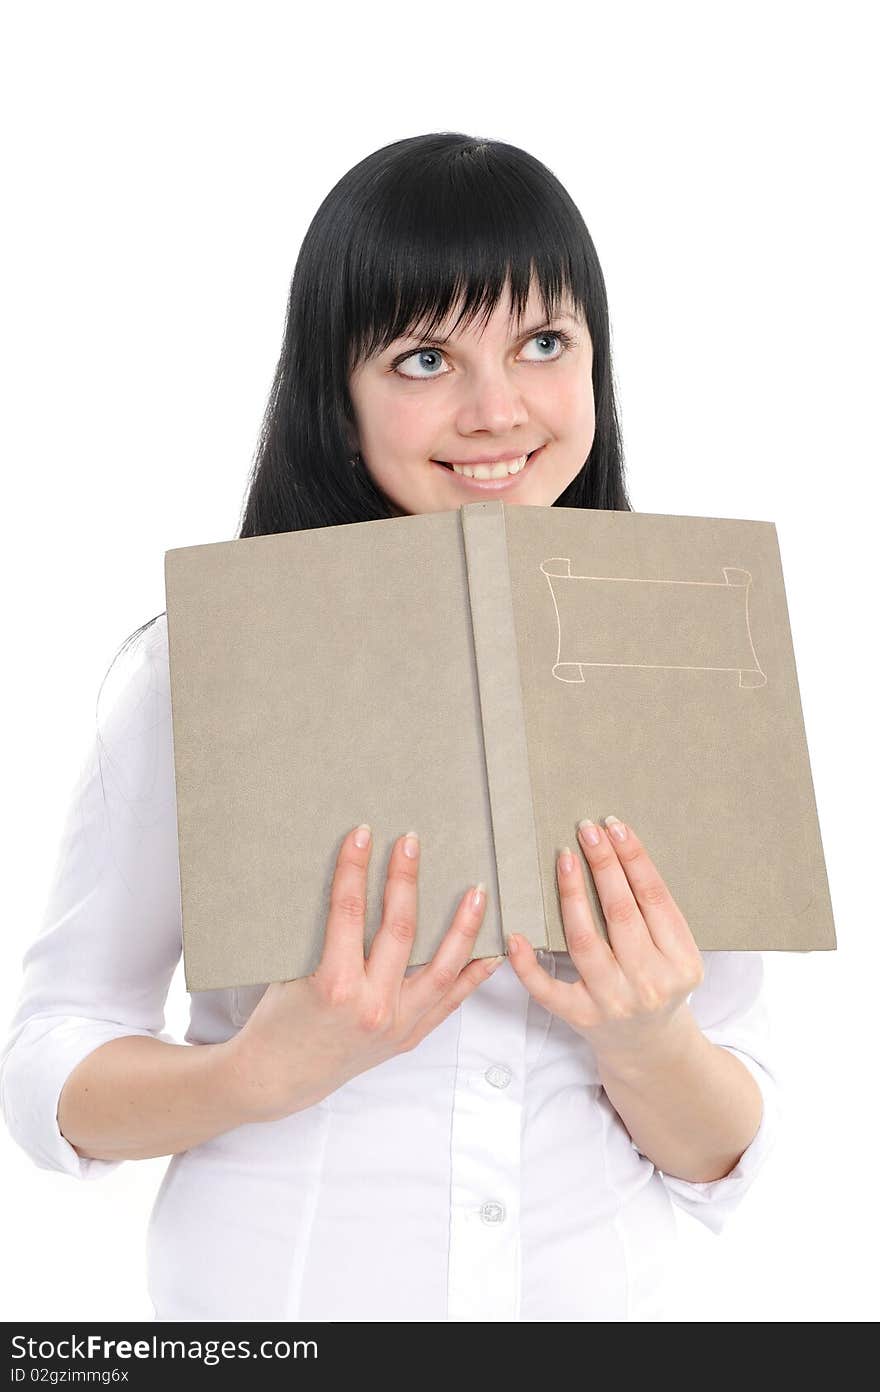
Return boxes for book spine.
[460,503,548,951]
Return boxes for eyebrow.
[395,311,580,348]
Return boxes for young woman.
[0,132,780,1322]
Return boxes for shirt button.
[484,1063,512,1089]
[480,1201,506,1224]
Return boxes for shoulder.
[96,612,170,747]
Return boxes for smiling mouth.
[433,447,541,477]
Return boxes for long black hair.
[111,130,632,667]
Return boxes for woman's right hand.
[223,825,504,1123]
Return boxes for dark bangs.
[340,137,594,370]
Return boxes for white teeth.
[452,453,529,479]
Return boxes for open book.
[164,501,836,993]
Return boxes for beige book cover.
[164,501,836,993]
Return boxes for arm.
[0,617,210,1177]
[56,1034,252,1163]
[595,1003,764,1183]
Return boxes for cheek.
[368,393,436,459]
[542,368,594,425]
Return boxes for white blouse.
[0,615,781,1322]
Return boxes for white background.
[1,0,876,1322]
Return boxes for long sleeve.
[0,617,182,1180]
[650,949,783,1235]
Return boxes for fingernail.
[486,954,505,971]
[559,846,574,873]
[577,818,601,846]
[471,882,486,910]
[506,934,521,954]
[354,824,371,848]
[403,831,420,858]
[604,815,627,842]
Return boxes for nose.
[454,364,530,437]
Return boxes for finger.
[503,933,596,1028]
[400,943,505,1049]
[578,816,698,965]
[364,831,421,996]
[401,881,489,1019]
[319,824,373,985]
[573,817,660,977]
[552,846,623,1003]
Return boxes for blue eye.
[393,329,573,380]
[398,347,446,379]
[520,331,571,362]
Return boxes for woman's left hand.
[505,816,705,1065]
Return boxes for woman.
[0,132,780,1322]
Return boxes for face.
[347,279,595,517]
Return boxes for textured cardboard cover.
[164,502,836,992]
